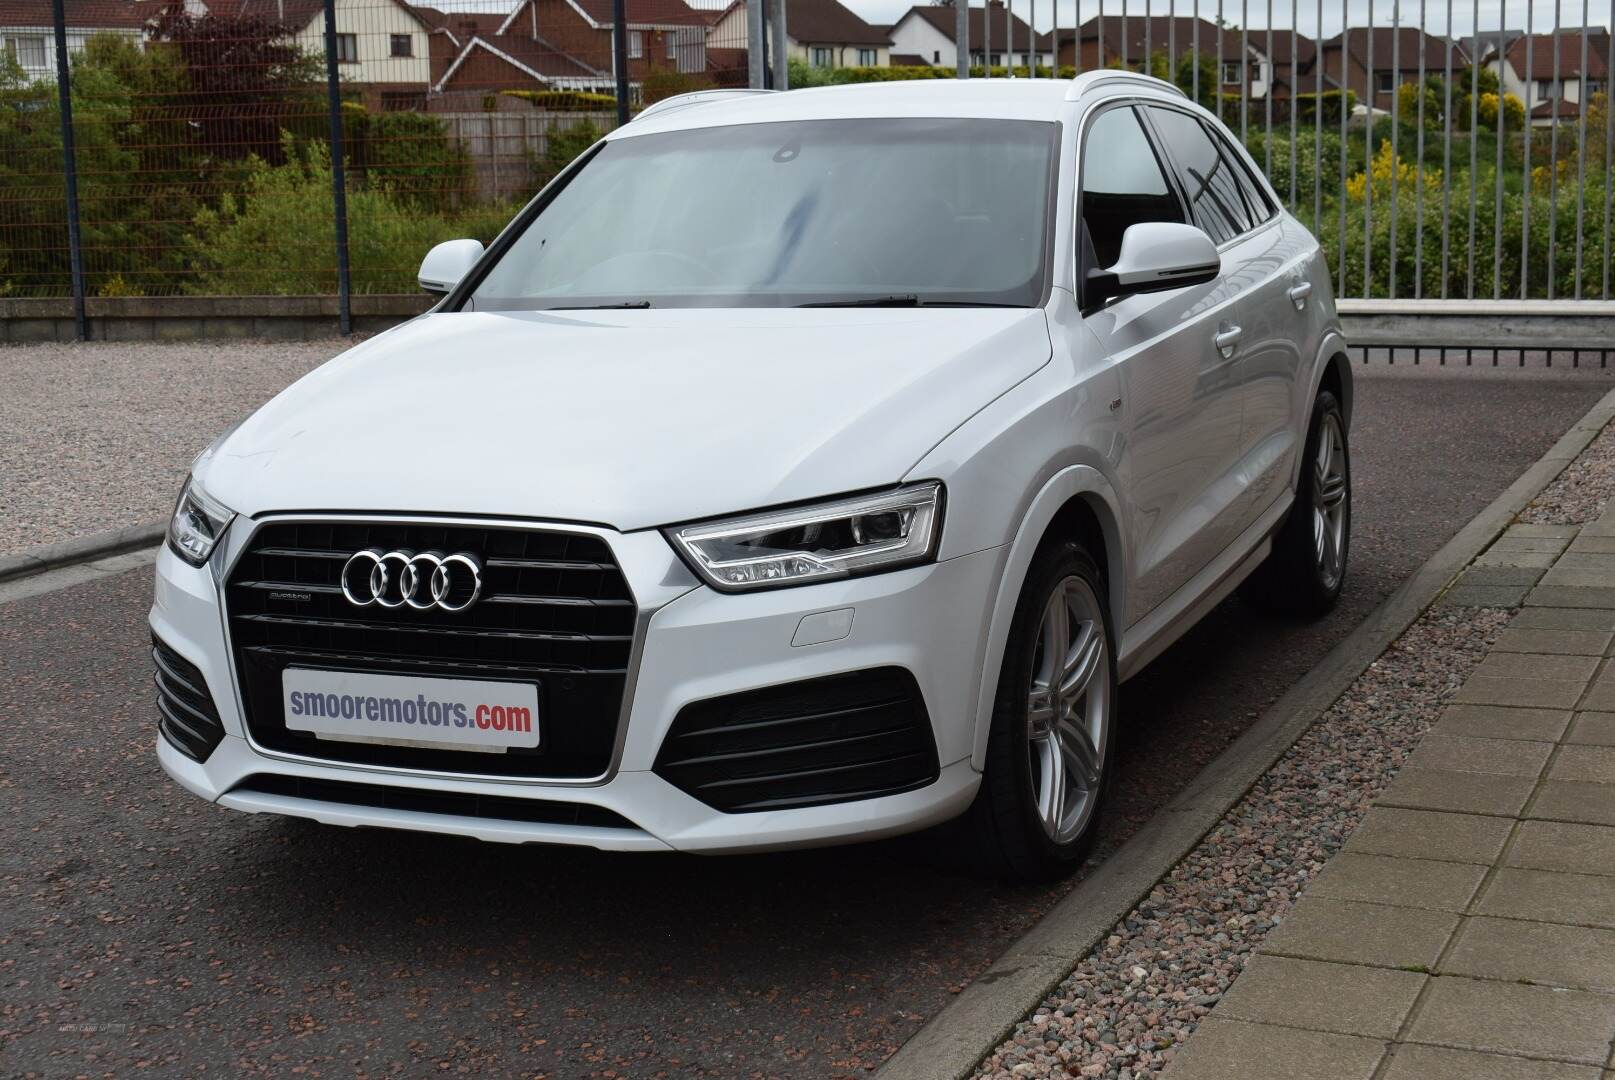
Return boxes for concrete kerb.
[0,520,166,585]
[874,384,1615,1080]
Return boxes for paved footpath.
[1165,511,1615,1080]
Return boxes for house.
[230,0,437,109]
[888,2,1049,70]
[1316,27,1466,113]
[1056,16,1274,98]
[492,0,709,83]
[427,29,612,102]
[711,0,891,70]
[0,0,159,82]
[1489,29,1610,126]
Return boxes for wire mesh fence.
[3,0,1612,319]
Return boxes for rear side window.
[1206,123,1275,225]
[1079,106,1184,268]
[1144,106,1253,245]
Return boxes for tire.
[961,539,1117,882]
[1246,389,1351,616]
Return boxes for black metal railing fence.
[3,0,1612,338]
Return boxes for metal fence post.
[747,0,765,89]
[321,0,352,334]
[612,0,630,123]
[957,0,969,77]
[50,0,86,341]
[771,0,789,90]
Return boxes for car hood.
[201,308,1051,532]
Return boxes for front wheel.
[1247,388,1351,615]
[962,541,1116,882]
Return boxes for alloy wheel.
[1312,411,1349,590]
[1025,575,1110,845]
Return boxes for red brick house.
[489,0,708,84]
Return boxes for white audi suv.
[151,72,1350,880]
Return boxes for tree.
[148,12,322,164]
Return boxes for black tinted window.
[1207,124,1276,225]
[1079,106,1183,268]
[1145,106,1252,244]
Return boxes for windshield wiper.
[798,294,921,308]
[546,300,653,310]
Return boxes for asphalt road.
[3,362,1612,1080]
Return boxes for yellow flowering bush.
[1345,140,1443,201]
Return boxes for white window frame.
[1374,70,1394,94]
[5,35,47,68]
[628,30,643,59]
[857,47,876,66]
[1221,60,1240,85]
[335,33,358,63]
[667,34,676,59]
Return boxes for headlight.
[666,482,943,592]
[167,475,236,567]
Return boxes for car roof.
[611,73,1186,138]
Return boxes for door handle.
[1213,324,1242,359]
[1287,281,1313,309]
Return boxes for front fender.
[968,464,1127,772]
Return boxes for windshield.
[466,117,1058,310]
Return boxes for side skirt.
[1116,494,1292,682]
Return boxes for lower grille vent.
[153,637,226,762]
[231,774,638,830]
[653,667,939,813]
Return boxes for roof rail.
[1064,70,1187,102]
[631,88,776,124]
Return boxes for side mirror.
[1085,222,1220,307]
[418,238,485,295]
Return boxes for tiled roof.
[1320,27,1467,71]
[1505,30,1610,80]
[786,0,889,46]
[904,3,1047,50]
[0,0,160,29]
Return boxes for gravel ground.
[0,341,341,557]
[974,604,1514,1080]
[1520,418,1615,524]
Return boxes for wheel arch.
[1315,332,1353,427]
[969,465,1127,772]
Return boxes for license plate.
[282,668,540,753]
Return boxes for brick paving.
[1164,511,1615,1080]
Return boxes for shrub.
[534,119,603,187]
[1294,89,1357,125]
[500,89,619,111]
[185,138,516,294]
[345,108,473,214]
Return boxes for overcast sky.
[432,0,1614,39]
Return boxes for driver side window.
[1079,106,1184,270]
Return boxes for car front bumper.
[150,519,1005,853]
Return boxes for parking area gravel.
[1,345,1614,1077]
[0,341,339,556]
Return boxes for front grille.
[225,520,635,779]
[230,774,638,830]
[153,636,226,762]
[654,667,940,813]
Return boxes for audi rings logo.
[340,549,484,613]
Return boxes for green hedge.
[499,89,618,111]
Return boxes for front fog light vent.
[153,637,226,762]
[653,667,939,813]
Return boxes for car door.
[1145,107,1303,534]
[1074,103,1248,628]
[1202,122,1312,524]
